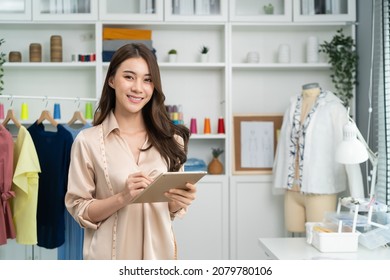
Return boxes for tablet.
[130,171,207,204]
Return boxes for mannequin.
[273,83,364,234]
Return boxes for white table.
[258,238,390,260]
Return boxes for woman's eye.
[124,74,134,80]
[144,78,152,83]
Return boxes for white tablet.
[130,171,207,203]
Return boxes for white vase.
[246,51,260,63]
[168,54,177,62]
[278,44,290,63]
[306,36,319,63]
[200,53,209,62]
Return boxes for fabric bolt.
[65,111,186,260]
[0,125,16,245]
[11,125,41,244]
[273,91,364,197]
[28,122,73,249]
[57,123,92,260]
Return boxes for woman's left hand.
[166,182,197,213]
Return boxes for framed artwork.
[233,114,283,174]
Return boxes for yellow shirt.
[12,126,41,244]
[65,112,185,260]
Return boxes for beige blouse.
[65,111,186,260]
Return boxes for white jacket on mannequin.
[273,91,364,198]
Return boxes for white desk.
[258,238,390,260]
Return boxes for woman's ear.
[108,77,114,88]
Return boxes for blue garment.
[58,123,92,260]
[27,122,73,249]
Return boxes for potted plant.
[0,38,5,95]
[319,28,358,108]
[168,49,177,62]
[199,45,209,62]
[208,147,224,174]
[263,3,274,14]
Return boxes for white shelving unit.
[229,0,292,22]
[165,0,228,22]
[99,0,164,21]
[0,0,357,260]
[32,0,98,21]
[0,0,32,20]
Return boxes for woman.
[65,43,195,260]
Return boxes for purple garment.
[0,124,16,245]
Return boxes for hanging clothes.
[27,122,73,249]
[273,91,364,196]
[11,125,41,245]
[57,123,92,260]
[0,124,16,245]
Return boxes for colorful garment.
[287,91,325,189]
[0,124,16,245]
[273,91,364,197]
[12,125,41,245]
[58,123,91,260]
[28,122,73,249]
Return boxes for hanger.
[2,109,21,128]
[37,110,58,127]
[67,110,87,125]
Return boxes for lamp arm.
[349,116,378,165]
[348,116,378,199]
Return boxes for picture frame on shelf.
[233,115,283,174]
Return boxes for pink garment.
[0,124,16,245]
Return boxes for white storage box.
[359,224,390,249]
[306,222,360,253]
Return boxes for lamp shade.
[336,121,369,164]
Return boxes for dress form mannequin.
[285,83,337,233]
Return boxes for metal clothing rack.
[0,94,98,103]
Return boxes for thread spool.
[217,117,225,134]
[204,118,211,134]
[29,43,42,62]
[9,51,22,62]
[20,103,29,120]
[85,102,93,120]
[53,103,61,119]
[190,118,198,134]
[50,35,63,62]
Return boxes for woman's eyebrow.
[123,70,151,77]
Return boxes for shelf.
[158,63,226,70]
[4,62,97,69]
[232,63,330,70]
[190,134,226,140]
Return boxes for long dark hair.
[94,43,189,171]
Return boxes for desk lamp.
[335,115,377,201]
[336,115,390,229]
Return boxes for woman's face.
[109,57,154,116]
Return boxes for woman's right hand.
[85,172,153,223]
[121,171,153,204]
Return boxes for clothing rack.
[0,94,98,103]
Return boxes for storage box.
[306,222,360,253]
[359,224,390,249]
